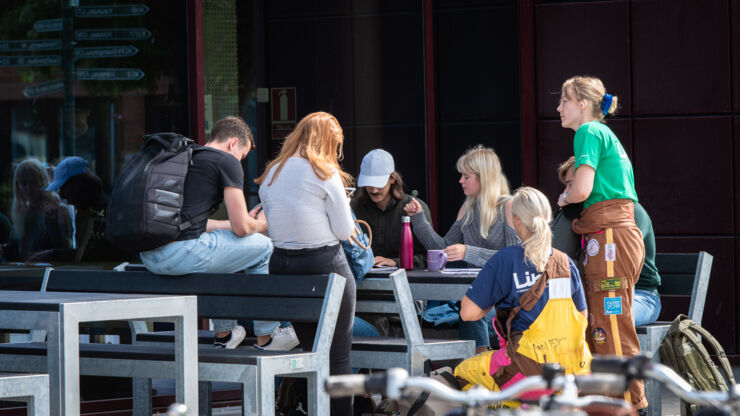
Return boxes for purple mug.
[427,249,448,271]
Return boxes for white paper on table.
[439,268,481,276]
[371,266,399,272]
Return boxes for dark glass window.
[0,0,188,263]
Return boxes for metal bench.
[0,269,345,416]
[354,269,474,375]
[637,251,712,416]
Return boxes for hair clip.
[600,94,613,115]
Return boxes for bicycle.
[325,355,740,416]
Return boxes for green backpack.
[659,314,736,415]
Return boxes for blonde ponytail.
[511,187,552,272]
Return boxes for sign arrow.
[0,55,61,67]
[0,39,61,52]
[24,78,64,98]
[76,4,149,18]
[74,45,138,60]
[75,28,151,41]
[76,68,144,80]
[33,18,63,33]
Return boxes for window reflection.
[0,0,188,263]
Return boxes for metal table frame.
[0,290,198,416]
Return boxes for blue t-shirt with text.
[465,246,587,332]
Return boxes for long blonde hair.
[511,187,552,272]
[456,145,510,238]
[10,159,62,240]
[255,111,352,186]
[561,76,618,122]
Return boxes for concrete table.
[0,373,49,416]
[0,290,198,416]
[364,269,479,301]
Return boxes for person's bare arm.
[559,164,595,206]
[220,186,267,236]
[460,295,492,321]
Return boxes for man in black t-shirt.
[140,116,297,351]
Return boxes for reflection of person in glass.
[63,108,95,164]
[27,157,105,262]
[0,159,74,262]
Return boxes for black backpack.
[106,132,211,253]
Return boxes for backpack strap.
[673,315,735,390]
[504,250,571,339]
[178,209,215,231]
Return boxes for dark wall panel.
[353,13,423,125]
[633,117,733,235]
[733,0,740,111]
[267,18,354,124]
[267,1,351,18]
[537,119,631,206]
[736,117,740,234]
[631,0,731,114]
[437,122,520,232]
[656,237,735,356]
[436,4,519,122]
[535,1,630,118]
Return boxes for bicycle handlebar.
[325,355,740,411]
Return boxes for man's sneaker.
[213,325,246,349]
[254,325,300,351]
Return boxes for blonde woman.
[556,75,646,411]
[460,187,588,390]
[257,111,355,415]
[404,145,519,352]
[404,145,518,266]
[1,159,74,261]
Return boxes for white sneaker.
[255,326,300,351]
[213,325,246,349]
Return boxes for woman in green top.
[556,76,648,412]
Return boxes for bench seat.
[0,342,305,365]
[0,269,346,416]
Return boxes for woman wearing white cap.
[352,149,432,268]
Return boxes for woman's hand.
[403,198,423,216]
[444,244,466,261]
[374,256,397,267]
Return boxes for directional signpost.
[76,4,149,18]
[0,39,61,52]
[33,18,63,33]
[74,45,138,60]
[0,55,60,67]
[75,28,151,41]
[76,68,144,80]
[24,78,64,98]
[18,4,150,99]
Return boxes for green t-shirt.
[573,121,637,208]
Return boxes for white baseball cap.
[357,149,395,188]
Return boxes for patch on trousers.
[593,327,607,345]
[605,243,616,262]
[604,297,623,315]
[587,239,599,257]
[600,278,622,291]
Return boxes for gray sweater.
[410,197,520,267]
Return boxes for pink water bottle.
[400,216,413,270]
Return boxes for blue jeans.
[353,317,379,337]
[633,289,662,327]
[140,230,277,335]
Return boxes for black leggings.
[270,244,356,416]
